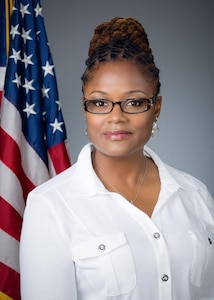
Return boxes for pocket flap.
[72,232,127,260]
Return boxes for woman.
[20,17,214,299]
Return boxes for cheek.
[86,115,103,137]
[135,114,154,133]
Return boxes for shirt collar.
[71,143,106,195]
[72,143,198,196]
[144,146,198,192]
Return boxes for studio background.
[41,0,214,197]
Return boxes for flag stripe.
[1,98,50,186]
[0,67,6,108]
[0,230,19,273]
[0,197,22,241]
[48,141,71,174]
[0,127,36,200]
[0,67,6,89]
[0,262,20,300]
[0,161,25,216]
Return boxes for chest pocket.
[71,232,136,297]
[189,228,214,287]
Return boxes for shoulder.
[28,163,77,199]
[26,143,93,201]
[145,146,213,203]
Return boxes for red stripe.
[0,262,20,300]
[0,128,35,200]
[0,196,22,241]
[48,141,71,174]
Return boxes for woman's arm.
[20,192,77,300]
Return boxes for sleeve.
[19,190,77,300]
[206,188,214,220]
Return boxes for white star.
[10,24,20,39]
[23,102,37,118]
[23,78,35,94]
[21,28,32,44]
[34,3,43,17]
[9,48,21,64]
[56,100,61,111]
[42,61,54,77]
[20,3,31,18]
[50,118,64,133]
[22,53,34,68]
[12,73,21,88]
[41,85,50,98]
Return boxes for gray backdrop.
[41,0,214,197]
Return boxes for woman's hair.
[81,17,160,94]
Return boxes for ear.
[154,96,162,119]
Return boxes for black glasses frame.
[83,96,158,114]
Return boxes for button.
[153,232,160,239]
[98,244,106,251]
[162,274,169,282]
[208,237,212,245]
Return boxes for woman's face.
[83,60,162,158]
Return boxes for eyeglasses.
[83,96,157,114]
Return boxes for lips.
[104,130,132,140]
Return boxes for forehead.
[84,60,157,96]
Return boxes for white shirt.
[20,143,214,300]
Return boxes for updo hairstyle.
[81,17,160,94]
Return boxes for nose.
[108,102,127,122]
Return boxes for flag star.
[23,102,37,118]
[10,24,20,39]
[20,3,31,18]
[12,73,21,88]
[50,118,64,133]
[23,78,35,94]
[36,30,41,41]
[34,3,43,17]
[21,28,32,44]
[56,100,61,111]
[42,61,54,76]
[22,53,34,68]
[9,48,21,64]
[42,85,50,98]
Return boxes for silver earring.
[152,118,160,137]
[85,128,89,138]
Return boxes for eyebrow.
[88,90,147,96]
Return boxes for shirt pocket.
[71,232,136,297]
[189,229,214,287]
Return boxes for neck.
[92,149,148,205]
[92,149,147,185]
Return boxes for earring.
[85,128,89,138]
[152,117,160,137]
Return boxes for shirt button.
[153,232,160,239]
[98,244,106,251]
[208,237,212,245]
[162,274,169,282]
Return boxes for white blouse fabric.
[20,143,214,300]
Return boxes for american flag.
[0,0,71,299]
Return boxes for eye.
[90,99,109,107]
[126,98,147,107]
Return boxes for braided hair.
[81,17,160,94]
